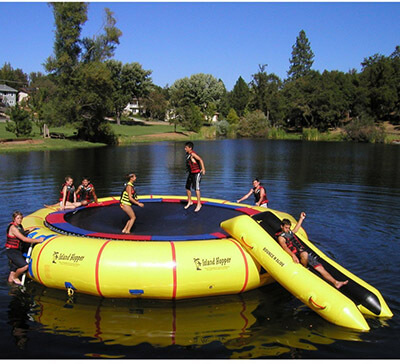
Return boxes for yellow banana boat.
[221,210,393,331]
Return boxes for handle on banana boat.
[309,296,326,310]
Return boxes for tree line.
[2,3,399,144]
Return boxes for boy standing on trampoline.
[184,142,206,212]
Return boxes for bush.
[302,128,321,141]
[5,106,33,137]
[236,110,269,138]
[268,127,288,140]
[343,114,386,143]
[200,125,216,139]
[76,120,118,145]
[215,119,230,137]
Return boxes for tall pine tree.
[287,30,315,81]
[230,76,250,117]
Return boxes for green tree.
[180,103,204,132]
[360,48,400,122]
[229,76,250,117]
[282,71,320,130]
[106,60,152,124]
[282,69,361,131]
[45,2,88,79]
[44,2,122,144]
[44,2,89,127]
[28,72,57,135]
[169,73,225,112]
[390,46,400,122]
[81,8,122,63]
[287,30,315,81]
[169,73,225,130]
[217,84,230,118]
[142,86,168,121]
[249,64,284,127]
[226,108,239,125]
[0,62,28,87]
[6,105,32,137]
[74,62,116,144]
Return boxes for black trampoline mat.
[64,201,245,238]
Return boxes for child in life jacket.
[76,177,98,204]
[5,211,44,285]
[277,212,348,289]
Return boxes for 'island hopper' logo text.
[193,256,231,271]
[53,251,85,265]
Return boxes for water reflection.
[23,283,363,358]
[7,287,35,351]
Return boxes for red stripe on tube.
[95,240,112,297]
[229,239,249,293]
[170,241,177,299]
[35,236,58,285]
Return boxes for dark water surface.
[0,139,399,359]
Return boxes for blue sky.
[1,2,399,91]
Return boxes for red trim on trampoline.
[162,199,182,203]
[236,207,261,216]
[230,239,249,293]
[170,241,177,299]
[46,213,66,224]
[98,199,119,206]
[86,199,119,208]
[95,240,112,297]
[87,232,152,241]
[211,232,228,238]
[36,236,58,285]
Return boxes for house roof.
[0,84,18,93]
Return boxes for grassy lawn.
[111,122,184,137]
[111,122,189,144]
[0,122,78,139]
[0,120,192,153]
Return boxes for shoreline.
[1,122,399,154]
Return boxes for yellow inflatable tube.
[221,212,393,331]
[22,196,273,300]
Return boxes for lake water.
[0,139,399,359]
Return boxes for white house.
[124,97,146,115]
[0,84,18,107]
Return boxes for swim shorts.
[186,172,202,191]
[6,248,27,272]
[306,251,322,269]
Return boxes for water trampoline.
[45,196,259,241]
[23,195,393,331]
[24,196,273,301]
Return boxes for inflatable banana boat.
[22,195,392,331]
[221,211,393,331]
